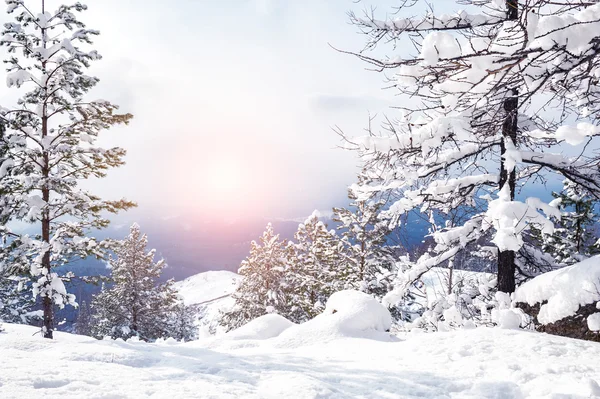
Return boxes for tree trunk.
[497,0,519,294]
[41,0,53,338]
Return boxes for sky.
[0,0,571,227]
[0,0,417,222]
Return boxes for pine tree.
[286,213,345,322]
[73,300,92,336]
[341,0,600,297]
[536,180,599,265]
[90,224,178,341]
[168,303,198,342]
[0,0,135,338]
[333,190,395,298]
[220,223,289,331]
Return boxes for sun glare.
[207,160,243,196]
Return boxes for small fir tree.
[91,224,178,341]
[333,191,396,298]
[219,223,289,331]
[286,212,345,322]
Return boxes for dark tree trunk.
[497,0,519,294]
[41,1,53,337]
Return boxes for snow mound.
[324,290,392,332]
[274,290,393,349]
[514,256,600,324]
[226,314,294,340]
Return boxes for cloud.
[309,93,390,114]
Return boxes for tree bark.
[497,0,519,294]
[41,0,53,338]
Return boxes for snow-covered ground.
[2,290,600,398]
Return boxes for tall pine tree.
[0,0,135,338]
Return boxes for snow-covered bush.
[396,268,498,332]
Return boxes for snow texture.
[226,314,294,340]
[1,322,600,398]
[514,256,600,324]
[272,290,394,349]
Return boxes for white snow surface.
[273,290,394,349]
[2,322,600,398]
[225,314,294,340]
[175,270,240,306]
[174,270,240,334]
[514,256,600,324]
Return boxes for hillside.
[174,270,241,334]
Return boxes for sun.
[206,160,243,197]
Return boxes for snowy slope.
[174,270,241,334]
[1,322,600,398]
[175,270,240,306]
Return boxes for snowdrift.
[274,290,394,349]
[225,314,294,340]
[514,255,600,324]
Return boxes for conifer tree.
[287,213,345,322]
[333,191,395,298]
[220,223,289,331]
[0,0,135,338]
[341,0,600,298]
[73,299,92,336]
[536,180,599,265]
[168,303,198,342]
[91,224,178,341]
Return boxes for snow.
[514,256,600,324]
[2,322,600,398]
[225,314,294,340]
[175,270,240,306]
[588,313,600,332]
[273,290,394,349]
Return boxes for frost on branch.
[341,0,600,297]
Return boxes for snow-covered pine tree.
[341,0,600,299]
[0,273,36,325]
[535,180,599,265]
[220,223,289,331]
[332,189,395,298]
[287,212,345,322]
[73,299,92,336]
[167,303,198,342]
[90,224,178,341]
[0,0,135,338]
